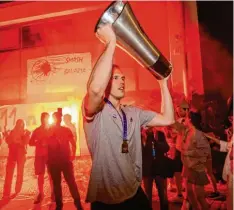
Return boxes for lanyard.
[104,98,128,141]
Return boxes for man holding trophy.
[82,2,175,210]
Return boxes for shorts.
[34,156,48,175]
[173,149,183,172]
[182,167,209,186]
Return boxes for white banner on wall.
[27,53,92,95]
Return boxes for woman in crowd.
[142,127,170,210]
[169,100,190,203]
[2,119,31,199]
[181,112,211,210]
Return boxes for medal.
[122,140,128,153]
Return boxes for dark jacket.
[142,130,170,177]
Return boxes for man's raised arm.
[147,79,175,127]
[84,24,116,118]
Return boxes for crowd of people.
[0,112,83,210]
[140,98,233,210]
[0,24,233,210]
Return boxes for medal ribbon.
[104,98,127,141]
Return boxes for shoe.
[219,179,226,185]
[1,195,10,200]
[10,193,18,199]
[170,194,183,203]
[207,191,225,200]
[55,205,63,210]
[207,191,220,197]
[207,191,220,199]
[33,193,44,204]
[74,199,83,210]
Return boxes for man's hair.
[112,64,120,70]
[41,112,49,121]
[14,119,25,130]
[52,112,62,120]
[189,111,202,131]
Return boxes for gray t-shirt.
[82,102,156,204]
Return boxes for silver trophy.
[95,1,172,80]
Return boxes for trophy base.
[148,55,172,80]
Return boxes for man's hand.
[157,70,172,85]
[205,132,216,139]
[96,24,116,45]
[157,78,169,87]
[225,127,233,141]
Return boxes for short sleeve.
[82,100,102,153]
[82,97,104,122]
[82,98,95,122]
[135,107,156,127]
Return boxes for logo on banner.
[27,53,92,95]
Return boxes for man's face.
[43,115,49,126]
[108,67,125,100]
[177,107,189,118]
[52,113,62,125]
[63,115,71,125]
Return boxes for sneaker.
[34,193,44,204]
[170,194,183,203]
[207,191,225,200]
[207,191,221,199]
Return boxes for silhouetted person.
[63,114,77,143]
[47,112,83,210]
[2,119,30,199]
[170,100,189,203]
[29,112,54,204]
[142,127,169,210]
[181,112,211,210]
